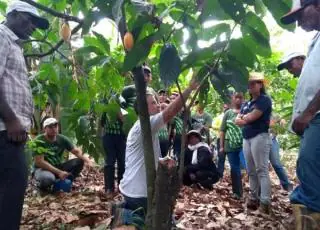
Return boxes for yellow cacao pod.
[124,32,134,51]
[60,23,71,42]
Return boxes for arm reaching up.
[162,78,199,124]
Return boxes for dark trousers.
[103,134,126,192]
[160,140,170,158]
[216,138,226,178]
[34,158,84,190]
[183,169,219,189]
[227,150,243,196]
[0,131,28,230]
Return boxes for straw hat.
[248,72,264,81]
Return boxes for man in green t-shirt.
[33,118,91,192]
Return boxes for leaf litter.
[21,165,296,229]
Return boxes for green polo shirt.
[33,134,74,167]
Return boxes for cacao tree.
[0,0,296,228]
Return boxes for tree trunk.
[132,67,156,228]
[152,160,179,230]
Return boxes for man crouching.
[33,118,91,193]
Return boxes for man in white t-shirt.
[112,78,198,227]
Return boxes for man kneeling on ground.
[33,118,91,193]
[183,130,219,190]
[111,77,199,228]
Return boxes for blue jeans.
[0,131,28,230]
[290,114,320,212]
[240,150,246,170]
[269,137,291,189]
[123,195,147,220]
[227,150,243,196]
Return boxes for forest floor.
[21,158,297,230]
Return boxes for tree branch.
[24,23,83,58]
[21,0,83,23]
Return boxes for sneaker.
[258,202,272,215]
[246,198,259,210]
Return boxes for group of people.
[1,0,320,229]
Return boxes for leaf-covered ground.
[21,165,297,230]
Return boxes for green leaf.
[241,12,271,57]
[159,44,181,87]
[262,0,295,31]
[92,31,111,54]
[200,0,230,22]
[38,63,59,83]
[0,1,7,15]
[219,61,249,92]
[53,0,67,11]
[228,39,256,68]
[75,46,104,56]
[200,23,231,41]
[123,107,138,135]
[217,0,246,23]
[86,55,111,69]
[122,33,160,72]
[84,35,108,54]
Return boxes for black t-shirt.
[240,94,272,139]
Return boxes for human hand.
[219,147,224,153]
[58,171,70,180]
[235,117,246,126]
[292,113,313,136]
[6,119,27,143]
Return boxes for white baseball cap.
[6,1,49,30]
[281,0,316,25]
[277,52,306,71]
[43,118,58,128]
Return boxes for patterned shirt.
[0,24,33,131]
[33,134,74,167]
[220,109,243,152]
[172,116,183,136]
[105,119,123,135]
[158,126,169,141]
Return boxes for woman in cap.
[183,130,219,189]
[235,72,272,214]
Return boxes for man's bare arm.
[34,155,64,176]
[292,89,320,135]
[302,90,320,118]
